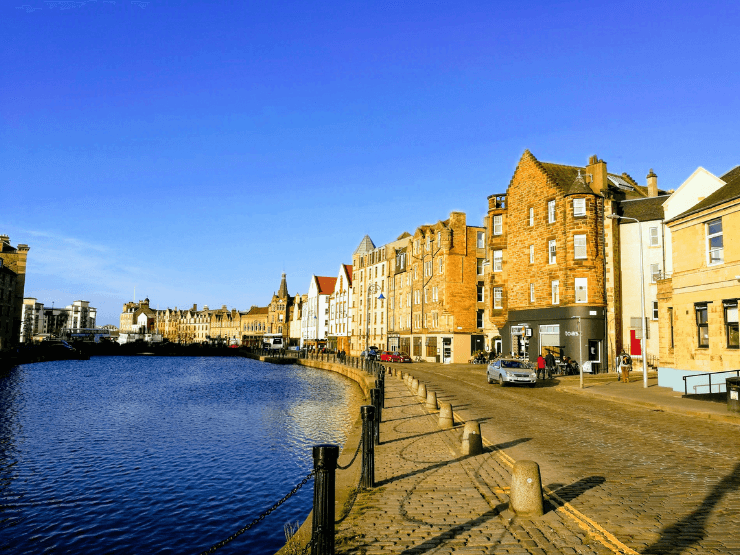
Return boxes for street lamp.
[607,214,649,389]
[571,316,583,389]
[365,282,385,355]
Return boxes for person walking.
[545,351,555,379]
[537,354,546,380]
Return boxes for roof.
[616,195,670,222]
[245,306,269,316]
[276,272,289,299]
[353,235,376,255]
[343,264,353,285]
[721,165,740,183]
[396,231,411,240]
[316,276,337,295]
[669,170,740,223]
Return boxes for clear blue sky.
[3,1,739,325]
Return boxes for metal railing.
[683,369,740,396]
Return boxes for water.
[0,356,362,554]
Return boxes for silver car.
[487,358,537,387]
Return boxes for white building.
[327,264,353,352]
[20,297,44,342]
[301,275,335,349]
[66,300,97,329]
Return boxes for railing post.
[360,406,375,488]
[370,388,381,444]
[312,444,338,555]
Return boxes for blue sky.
[3,1,739,325]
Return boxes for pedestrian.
[619,351,632,383]
[545,351,556,379]
[537,354,546,380]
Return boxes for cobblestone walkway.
[335,372,636,554]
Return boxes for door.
[443,338,452,364]
[630,330,642,356]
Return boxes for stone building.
[241,305,269,346]
[658,166,740,391]
[267,273,296,344]
[327,264,353,352]
[0,235,29,351]
[486,151,664,371]
[389,213,486,363]
[350,235,392,355]
[210,305,241,344]
[289,294,307,346]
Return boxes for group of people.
[536,352,579,379]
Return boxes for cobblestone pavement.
[337,363,740,555]
[336,370,651,554]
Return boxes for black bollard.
[311,444,339,555]
[370,388,381,444]
[360,406,375,488]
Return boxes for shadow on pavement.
[545,476,606,511]
[376,454,468,487]
[641,461,740,554]
[486,437,531,452]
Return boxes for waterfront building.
[21,298,44,342]
[289,294,307,347]
[0,235,29,351]
[267,273,297,345]
[657,166,740,391]
[350,235,381,355]
[302,275,336,349]
[327,264,353,352]
[210,305,241,344]
[241,305,269,346]
[485,151,666,371]
[390,213,486,363]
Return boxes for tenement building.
[0,235,29,350]
[327,264,353,352]
[267,273,297,346]
[486,151,662,372]
[392,213,486,363]
[302,274,336,350]
[241,305,269,346]
[657,166,740,391]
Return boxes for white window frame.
[575,277,587,303]
[574,234,587,259]
[493,250,503,272]
[477,231,485,249]
[652,301,659,320]
[493,215,503,235]
[477,258,485,276]
[493,287,502,309]
[649,226,659,246]
[650,263,661,283]
[573,198,586,217]
[707,218,724,265]
[552,280,560,305]
[548,240,556,264]
[438,258,443,274]
[548,200,555,223]
[529,244,534,264]
[530,283,535,303]
[529,207,534,227]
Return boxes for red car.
[394,351,412,363]
[380,351,399,362]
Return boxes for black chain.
[336,435,363,470]
[197,470,315,555]
[335,443,366,524]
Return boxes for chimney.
[586,155,607,195]
[192,304,197,311]
[647,169,658,198]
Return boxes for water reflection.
[0,356,361,554]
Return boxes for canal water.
[0,356,362,554]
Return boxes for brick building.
[0,235,29,351]
[486,151,660,371]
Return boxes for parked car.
[394,351,412,363]
[487,358,537,387]
[380,351,398,362]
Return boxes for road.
[393,362,740,554]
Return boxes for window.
[652,301,659,320]
[493,287,502,309]
[575,278,587,303]
[477,258,485,275]
[573,198,586,217]
[493,215,502,235]
[529,207,534,226]
[529,244,534,264]
[552,281,560,304]
[477,231,485,249]
[438,258,443,274]
[438,231,441,244]
[530,283,535,303]
[650,264,661,283]
[477,309,484,328]
[548,200,555,223]
[725,301,739,348]
[493,250,503,272]
[548,240,556,264]
[696,304,709,348]
[574,235,587,259]
[424,288,428,303]
[432,286,438,302]
[707,218,723,264]
[649,227,659,246]
[426,236,431,251]
[477,284,484,302]
[668,307,674,349]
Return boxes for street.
[390,362,740,554]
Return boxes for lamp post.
[571,315,583,389]
[365,282,385,355]
[607,214,649,389]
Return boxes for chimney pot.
[647,169,658,198]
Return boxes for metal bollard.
[360,405,375,488]
[312,444,339,555]
[438,402,454,429]
[510,460,544,517]
[370,388,381,444]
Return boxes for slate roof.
[276,273,289,299]
[245,306,269,315]
[316,276,337,295]
[353,235,376,255]
[669,169,740,223]
[616,195,670,222]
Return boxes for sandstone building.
[0,235,29,351]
